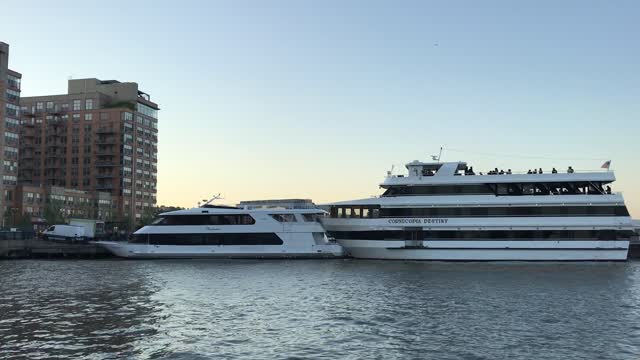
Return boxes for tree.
[137,206,159,229]
[43,199,66,225]
[3,209,34,230]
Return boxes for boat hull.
[96,241,345,259]
[338,239,629,261]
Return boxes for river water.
[1,260,639,359]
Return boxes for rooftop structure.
[238,199,318,210]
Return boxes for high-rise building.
[0,42,22,221]
[19,78,158,224]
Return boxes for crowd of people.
[463,166,577,176]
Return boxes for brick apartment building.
[19,78,158,224]
[0,42,22,222]
[13,184,115,229]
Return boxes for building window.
[46,101,54,110]
[85,99,93,110]
[73,100,81,111]
[137,102,158,119]
[7,75,20,90]
[73,114,80,122]
[6,89,20,102]
[122,112,133,121]
[85,114,93,121]
[99,112,109,120]
[6,103,20,117]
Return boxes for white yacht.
[99,202,344,259]
[322,160,633,261]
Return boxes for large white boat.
[99,203,344,259]
[322,160,634,261]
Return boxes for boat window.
[270,214,297,222]
[331,229,635,240]
[378,205,629,218]
[148,214,256,226]
[382,185,494,196]
[382,182,615,197]
[330,205,381,219]
[130,233,283,245]
[302,214,322,222]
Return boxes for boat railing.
[387,168,613,178]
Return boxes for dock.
[0,238,112,259]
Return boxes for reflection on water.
[1,260,640,359]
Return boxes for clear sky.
[2,0,639,216]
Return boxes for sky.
[2,0,639,216]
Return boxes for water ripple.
[1,260,639,359]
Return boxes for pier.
[0,234,112,259]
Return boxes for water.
[1,260,640,360]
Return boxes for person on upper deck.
[533,169,538,174]
[468,166,475,175]
[606,185,612,194]
[552,167,558,174]
[539,168,543,174]
[507,169,512,174]
[567,166,575,173]
[527,169,532,174]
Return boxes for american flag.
[601,160,611,169]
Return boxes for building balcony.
[96,127,117,134]
[22,110,37,118]
[96,173,115,179]
[96,184,114,190]
[96,162,117,168]
[96,139,117,146]
[45,130,66,137]
[96,151,116,158]
[46,107,68,115]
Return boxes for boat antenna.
[431,147,443,163]
[387,164,395,176]
[201,193,223,207]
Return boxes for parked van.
[42,225,86,242]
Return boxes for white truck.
[42,219,106,242]
[69,219,106,239]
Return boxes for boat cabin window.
[379,205,629,218]
[302,213,322,222]
[331,229,635,241]
[151,214,256,226]
[130,233,283,246]
[382,185,494,197]
[330,205,380,218]
[270,214,297,222]
[382,182,613,197]
[491,182,610,196]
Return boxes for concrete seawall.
[0,238,112,258]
